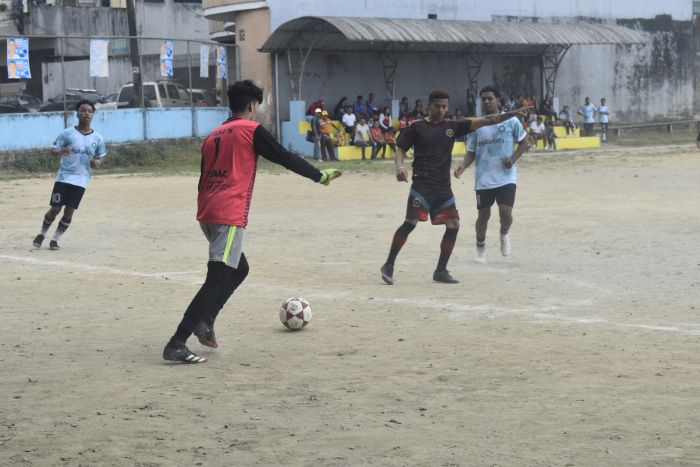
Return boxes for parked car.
[95,92,118,110]
[0,103,23,114]
[117,81,192,108]
[190,88,217,107]
[39,90,105,112]
[0,94,43,113]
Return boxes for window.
[175,85,190,101]
[118,86,134,103]
[158,84,166,99]
[143,84,156,100]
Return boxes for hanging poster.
[90,39,109,77]
[199,44,210,78]
[160,40,173,77]
[7,37,31,79]
[216,46,227,79]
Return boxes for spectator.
[333,96,348,120]
[544,116,557,151]
[558,105,576,135]
[366,92,379,118]
[528,115,546,149]
[577,97,597,137]
[370,120,386,159]
[540,95,555,117]
[598,98,610,142]
[353,95,367,119]
[399,96,409,119]
[525,95,537,113]
[354,117,372,160]
[466,89,477,117]
[311,108,323,161]
[342,106,357,137]
[410,99,425,121]
[306,99,325,117]
[453,109,464,121]
[379,106,392,132]
[384,126,397,156]
[504,94,515,111]
[319,110,337,161]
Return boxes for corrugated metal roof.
[260,16,648,54]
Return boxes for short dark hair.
[479,85,501,99]
[428,89,449,102]
[75,100,95,112]
[357,95,363,100]
[227,80,263,113]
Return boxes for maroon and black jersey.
[197,117,322,227]
[397,119,473,186]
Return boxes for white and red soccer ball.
[279,297,312,330]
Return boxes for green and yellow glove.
[319,168,342,186]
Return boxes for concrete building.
[202,0,694,133]
[0,0,215,101]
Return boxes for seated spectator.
[540,95,555,117]
[353,95,367,119]
[399,96,409,119]
[353,118,372,160]
[366,92,379,118]
[528,115,546,149]
[453,108,464,121]
[342,106,357,136]
[558,105,576,135]
[504,94,515,111]
[319,110,337,161]
[333,96,348,121]
[369,120,386,159]
[410,99,425,120]
[398,114,408,129]
[379,106,392,132]
[384,127,397,155]
[306,99,325,117]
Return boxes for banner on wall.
[216,46,227,80]
[199,44,210,78]
[160,40,173,77]
[89,39,109,77]
[7,37,31,79]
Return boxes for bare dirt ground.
[1,144,699,467]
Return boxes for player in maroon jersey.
[163,80,341,363]
[380,89,529,285]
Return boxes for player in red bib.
[163,80,341,363]
[380,89,529,285]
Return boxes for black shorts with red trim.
[406,183,459,224]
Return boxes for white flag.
[199,44,210,78]
[89,39,109,77]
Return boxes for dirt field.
[1,144,699,466]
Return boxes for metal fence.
[0,35,234,117]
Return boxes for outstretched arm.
[470,107,532,131]
[253,125,340,185]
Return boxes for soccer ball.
[279,297,312,330]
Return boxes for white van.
[117,81,192,108]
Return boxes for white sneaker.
[474,243,486,263]
[500,232,511,256]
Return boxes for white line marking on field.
[3,253,699,336]
[0,254,201,283]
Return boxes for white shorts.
[200,223,245,269]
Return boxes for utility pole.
[126,0,142,106]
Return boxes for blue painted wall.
[0,108,230,151]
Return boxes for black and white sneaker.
[49,240,60,250]
[33,234,45,248]
[163,341,207,364]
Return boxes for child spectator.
[370,120,386,159]
[558,106,576,135]
[544,116,557,151]
[354,118,372,160]
[342,106,356,137]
